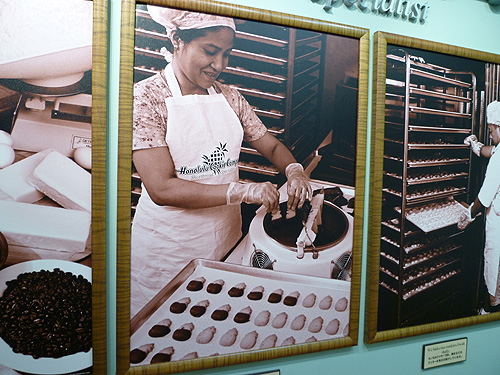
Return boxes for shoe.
[479,308,490,315]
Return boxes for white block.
[0,149,52,202]
[0,200,90,253]
[29,150,91,212]
[4,245,91,266]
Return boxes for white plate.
[0,259,92,374]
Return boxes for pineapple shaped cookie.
[202,142,228,174]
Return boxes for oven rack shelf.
[381,219,418,237]
[235,30,288,47]
[382,186,467,204]
[409,68,472,88]
[238,161,279,176]
[409,106,472,118]
[380,232,463,257]
[385,121,472,134]
[231,49,287,66]
[135,28,168,41]
[384,171,469,185]
[233,88,285,102]
[384,155,470,168]
[380,241,462,271]
[401,257,460,286]
[380,268,461,301]
[386,82,473,103]
[383,138,470,149]
[387,54,450,72]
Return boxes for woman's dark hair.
[165,26,233,53]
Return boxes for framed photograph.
[0,0,107,374]
[116,0,368,373]
[365,31,500,344]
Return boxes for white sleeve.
[478,151,500,208]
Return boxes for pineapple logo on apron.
[177,142,239,180]
[203,142,228,174]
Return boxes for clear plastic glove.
[464,135,483,157]
[285,163,312,210]
[457,204,474,230]
[226,181,279,212]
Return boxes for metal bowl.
[262,200,349,252]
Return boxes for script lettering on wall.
[311,0,430,23]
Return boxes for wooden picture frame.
[0,0,107,374]
[116,0,368,373]
[365,31,500,344]
[91,0,108,373]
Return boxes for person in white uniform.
[460,100,500,314]
[130,7,312,317]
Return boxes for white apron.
[484,201,500,301]
[131,65,243,317]
[478,149,500,302]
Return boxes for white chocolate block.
[4,244,91,266]
[29,150,91,212]
[0,149,52,202]
[0,200,91,252]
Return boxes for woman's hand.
[285,163,312,210]
[464,135,484,157]
[457,207,473,230]
[226,181,279,212]
[248,134,312,210]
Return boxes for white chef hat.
[147,5,236,40]
[487,101,500,126]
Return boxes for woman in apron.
[460,101,500,314]
[130,6,312,317]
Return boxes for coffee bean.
[0,268,92,359]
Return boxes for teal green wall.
[106,1,500,374]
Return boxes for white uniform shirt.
[478,146,500,214]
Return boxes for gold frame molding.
[91,0,108,373]
[365,31,500,344]
[116,1,369,373]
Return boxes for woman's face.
[172,27,234,95]
[488,123,500,146]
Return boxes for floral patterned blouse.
[132,71,268,151]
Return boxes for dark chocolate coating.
[207,283,223,294]
[186,279,204,291]
[173,328,192,341]
[247,291,263,300]
[170,302,187,313]
[211,309,229,321]
[268,293,282,303]
[190,305,207,317]
[228,287,244,297]
[150,352,172,364]
[130,349,147,364]
[148,325,171,337]
[283,296,298,306]
[234,313,250,323]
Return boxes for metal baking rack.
[379,49,476,329]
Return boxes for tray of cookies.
[130,259,350,365]
[399,198,469,233]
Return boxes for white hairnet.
[487,101,500,126]
[147,5,235,40]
